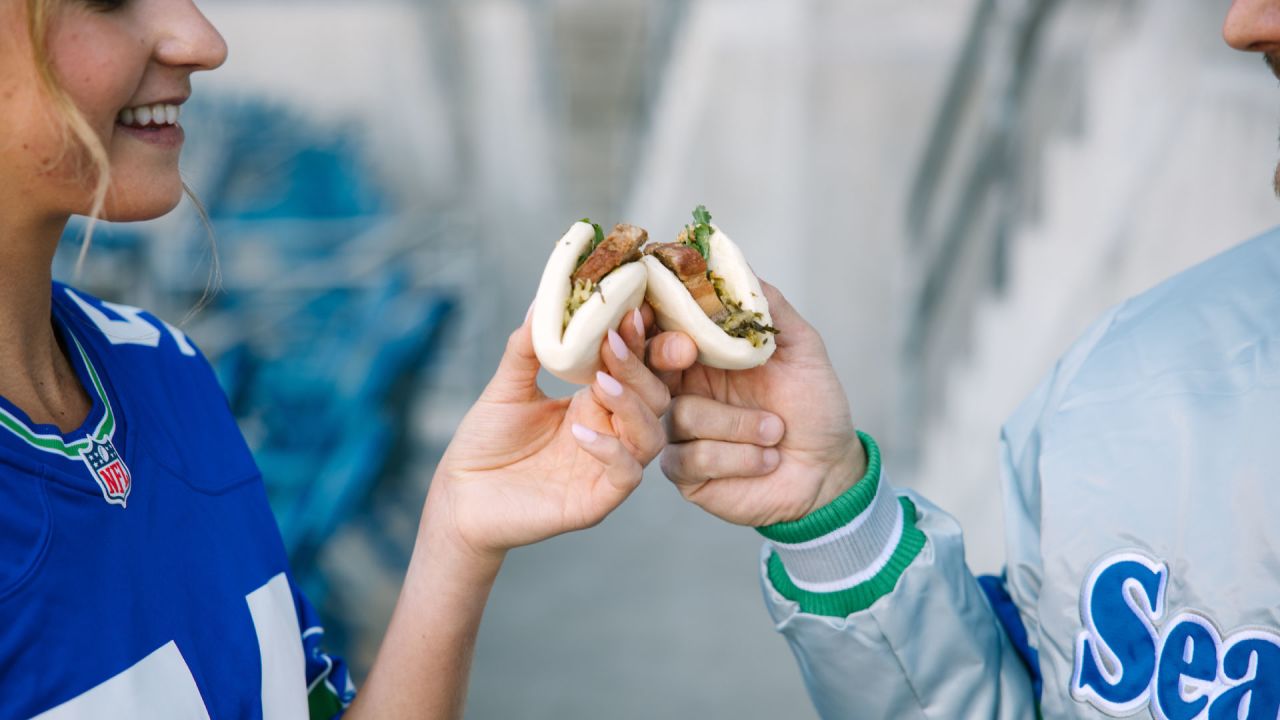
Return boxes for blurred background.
[54,0,1280,717]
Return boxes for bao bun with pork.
[642,206,778,370]
[532,220,648,384]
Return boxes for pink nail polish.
[607,328,629,360]
[525,301,534,323]
[632,308,644,337]
[596,371,624,397]
[572,423,598,443]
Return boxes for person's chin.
[98,187,185,222]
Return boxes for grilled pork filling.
[645,243,778,348]
[564,223,648,330]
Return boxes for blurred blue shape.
[227,275,454,566]
[199,100,386,221]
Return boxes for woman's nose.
[154,0,228,73]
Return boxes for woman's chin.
[96,187,185,222]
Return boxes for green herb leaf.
[682,205,713,260]
[575,218,606,268]
[579,218,605,250]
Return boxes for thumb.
[480,305,543,403]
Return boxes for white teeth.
[117,103,182,127]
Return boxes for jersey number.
[65,289,196,357]
[33,573,306,719]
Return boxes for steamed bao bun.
[531,221,648,385]
[641,225,775,370]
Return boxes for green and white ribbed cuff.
[757,431,925,617]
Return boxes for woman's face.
[0,0,227,224]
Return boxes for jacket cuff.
[757,432,926,617]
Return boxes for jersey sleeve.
[757,432,1035,718]
[291,581,358,719]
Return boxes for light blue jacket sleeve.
[760,488,1035,719]
[759,308,1122,719]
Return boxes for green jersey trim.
[0,331,115,458]
[308,681,346,720]
[765,496,926,617]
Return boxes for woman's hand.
[646,282,865,527]
[352,306,670,720]
[425,306,670,563]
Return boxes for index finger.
[665,394,785,446]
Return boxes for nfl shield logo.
[81,438,131,508]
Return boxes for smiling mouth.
[117,103,182,129]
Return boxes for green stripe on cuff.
[756,430,881,544]
[766,496,926,617]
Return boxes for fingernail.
[632,308,644,337]
[664,337,683,364]
[762,447,780,468]
[525,300,534,323]
[607,327,629,360]
[759,415,784,444]
[596,371,624,397]
[572,423,598,443]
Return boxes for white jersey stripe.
[33,642,210,720]
[246,573,309,720]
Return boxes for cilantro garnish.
[576,218,606,268]
[681,205,713,260]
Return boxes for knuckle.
[688,442,712,471]
[505,328,524,353]
[669,396,695,434]
[640,424,665,463]
[653,384,672,415]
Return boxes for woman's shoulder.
[52,282,208,368]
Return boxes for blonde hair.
[26,0,220,317]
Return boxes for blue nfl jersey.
[0,284,355,719]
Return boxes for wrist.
[757,430,880,543]
[757,432,926,616]
[811,431,868,511]
[417,479,506,586]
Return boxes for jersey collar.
[0,329,117,460]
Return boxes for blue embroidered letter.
[1156,615,1220,720]
[1209,635,1280,720]
[1071,553,1167,715]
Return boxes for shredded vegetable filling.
[564,279,597,331]
[709,272,778,347]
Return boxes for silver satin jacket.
[762,229,1280,719]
